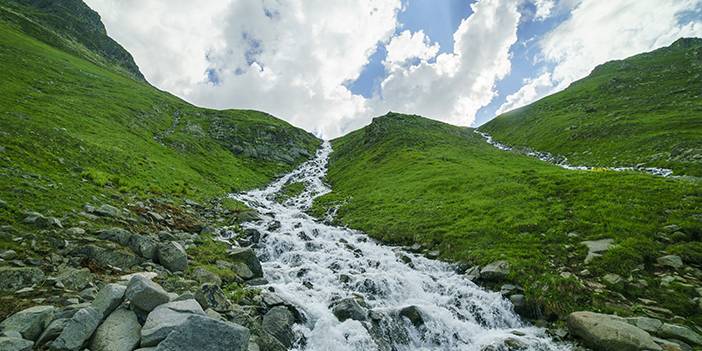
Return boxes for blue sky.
[88,0,702,137]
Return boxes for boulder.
[55,267,93,291]
[399,306,425,328]
[98,228,133,246]
[23,212,62,228]
[656,255,683,270]
[157,242,188,272]
[192,268,222,286]
[49,307,101,351]
[567,311,662,351]
[228,248,263,280]
[125,275,170,313]
[0,305,55,341]
[0,337,33,351]
[195,284,233,312]
[658,323,702,346]
[625,317,663,333]
[128,235,159,260]
[602,273,623,286]
[90,307,140,351]
[155,315,249,351]
[262,306,296,348]
[94,204,122,218]
[74,245,143,270]
[36,318,67,347]
[581,239,614,264]
[332,298,367,322]
[480,260,510,281]
[140,299,205,347]
[0,267,44,292]
[91,283,126,320]
[65,227,85,236]
[465,266,481,281]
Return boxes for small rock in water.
[399,306,425,328]
[332,298,367,322]
[262,306,296,348]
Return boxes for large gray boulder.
[656,255,683,269]
[658,323,702,346]
[155,315,249,351]
[195,284,233,312]
[399,305,425,328]
[0,305,55,341]
[0,336,33,351]
[157,242,188,272]
[36,318,67,347]
[98,228,133,245]
[90,307,141,351]
[128,235,159,260]
[567,311,661,351]
[332,297,368,322]
[49,307,101,351]
[228,248,263,280]
[55,267,93,291]
[581,239,614,264]
[91,283,126,320]
[125,276,170,313]
[262,306,296,348]
[73,245,143,270]
[480,260,510,281]
[140,299,205,347]
[23,212,62,228]
[94,204,122,218]
[0,267,44,292]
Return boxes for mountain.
[313,112,702,322]
[481,38,702,177]
[0,0,319,225]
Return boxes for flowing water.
[231,142,570,351]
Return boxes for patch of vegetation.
[275,181,306,203]
[481,38,702,177]
[312,113,702,320]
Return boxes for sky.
[84,0,702,138]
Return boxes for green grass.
[313,113,702,320]
[0,9,318,226]
[481,38,702,177]
[275,181,306,203]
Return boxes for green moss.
[275,181,306,203]
[669,242,702,265]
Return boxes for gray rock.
[128,235,159,260]
[91,283,126,320]
[399,306,425,328]
[95,204,122,218]
[464,266,481,281]
[581,238,614,263]
[567,311,661,351]
[602,273,623,286]
[49,307,101,351]
[65,227,85,236]
[0,267,44,292]
[228,248,263,280]
[657,255,684,269]
[0,337,33,351]
[74,245,143,270]
[480,260,510,281]
[195,284,233,312]
[125,275,170,313]
[157,242,188,272]
[192,268,222,286]
[140,299,205,347]
[55,267,93,291]
[0,249,17,260]
[332,298,367,322]
[155,315,249,351]
[262,306,296,348]
[90,307,140,351]
[0,305,55,341]
[659,323,702,346]
[625,317,663,333]
[23,212,62,228]
[36,318,67,346]
[98,228,133,246]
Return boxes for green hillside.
[481,38,702,177]
[0,0,319,225]
[313,113,702,322]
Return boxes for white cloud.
[384,30,440,70]
[533,0,556,21]
[497,0,702,115]
[496,72,553,114]
[374,0,521,127]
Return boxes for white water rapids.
[231,141,570,351]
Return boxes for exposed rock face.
[90,308,141,351]
[125,276,171,313]
[0,267,45,292]
[262,306,297,348]
[154,315,250,351]
[140,299,206,347]
[332,298,368,322]
[0,305,55,341]
[567,311,662,351]
[480,260,510,281]
[228,248,263,280]
[50,307,101,351]
[156,242,188,272]
[581,239,614,264]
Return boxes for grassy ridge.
[481,38,702,177]
[313,113,702,321]
[0,13,318,225]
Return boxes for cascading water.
[232,141,570,351]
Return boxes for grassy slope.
[481,38,702,177]
[0,7,319,226]
[313,113,702,321]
